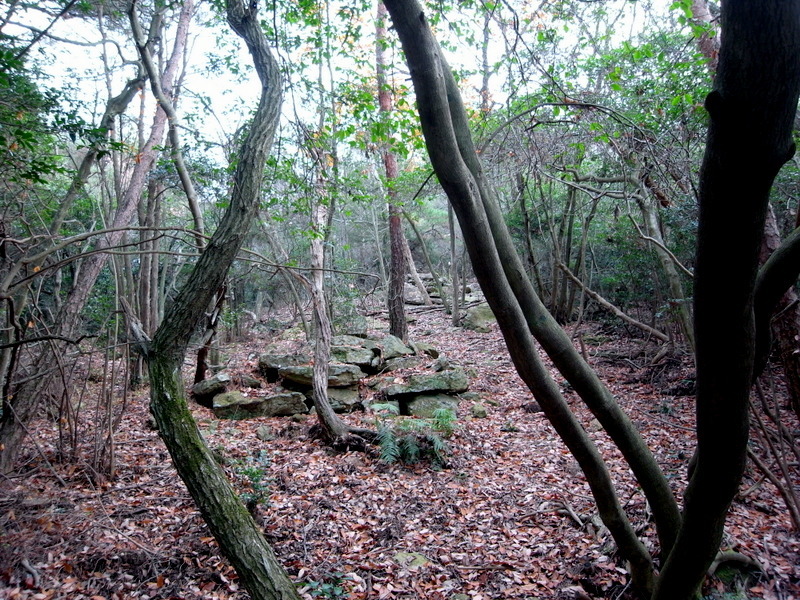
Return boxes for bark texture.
[144,2,299,598]
[377,1,408,343]
[654,1,800,598]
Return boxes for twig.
[20,558,40,587]
[628,215,694,279]
[3,403,66,486]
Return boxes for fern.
[431,407,457,437]
[399,435,421,463]
[378,426,400,463]
[428,433,449,467]
[376,416,452,467]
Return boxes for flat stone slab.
[280,363,365,388]
[383,369,469,398]
[212,391,308,419]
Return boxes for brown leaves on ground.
[1,311,798,600]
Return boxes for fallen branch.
[556,262,670,343]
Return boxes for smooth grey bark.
[142,2,299,598]
[654,1,800,597]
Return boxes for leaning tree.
[132,1,302,598]
[382,0,800,597]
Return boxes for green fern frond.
[399,434,421,463]
[378,426,400,463]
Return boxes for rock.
[411,341,440,358]
[462,303,496,333]
[588,418,603,433]
[522,401,543,413]
[280,363,365,388]
[393,551,431,568]
[212,391,308,419]
[336,313,368,337]
[256,425,274,441]
[383,369,469,399]
[326,387,362,413]
[239,374,263,389]
[406,393,460,418]
[378,334,414,360]
[332,334,376,348]
[384,355,425,372]
[331,344,380,371]
[432,355,450,372]
[404,282,426,305]
[192,373,231,406]
[278,326,306,341]
[258,352,311,382]
[471,403,488,418]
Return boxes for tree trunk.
[448,202,460,325]
[402,234,432,305]
[635,187,695,352]
[377,1,407,342]
[142,2,300,598]
[654,1,800,598]
[0,3,188,473]
[382,2,671,593]
[758,206,800,418]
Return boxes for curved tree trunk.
[141,2,299,598]
[654,1,800,598]
[382,2,666,594]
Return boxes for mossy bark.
[142,2,300,599]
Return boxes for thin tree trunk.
[377,1,407,342]
[448,202,460,326]
[758,206,800,418]
[402,234,432,305]
[635,189,695,352]
[0,3,189,473]
[403,209,449,310]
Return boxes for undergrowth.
[372,405,456,468]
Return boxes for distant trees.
[1,0,799,597]
[382,0,800,598]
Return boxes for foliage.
[298,572,351,600]
[234,449,272,511]
[374,407,455,467]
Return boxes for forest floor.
[1,308,799,600]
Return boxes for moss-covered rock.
[462,303,496,333]
[212,391,308,419]
[192,373,231,407]
[258,352,311,382]
[279,363,365,388]
[378,334,414,360]
[325,387,362,413]
[406,393,460,418]
[383,369,469,399]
